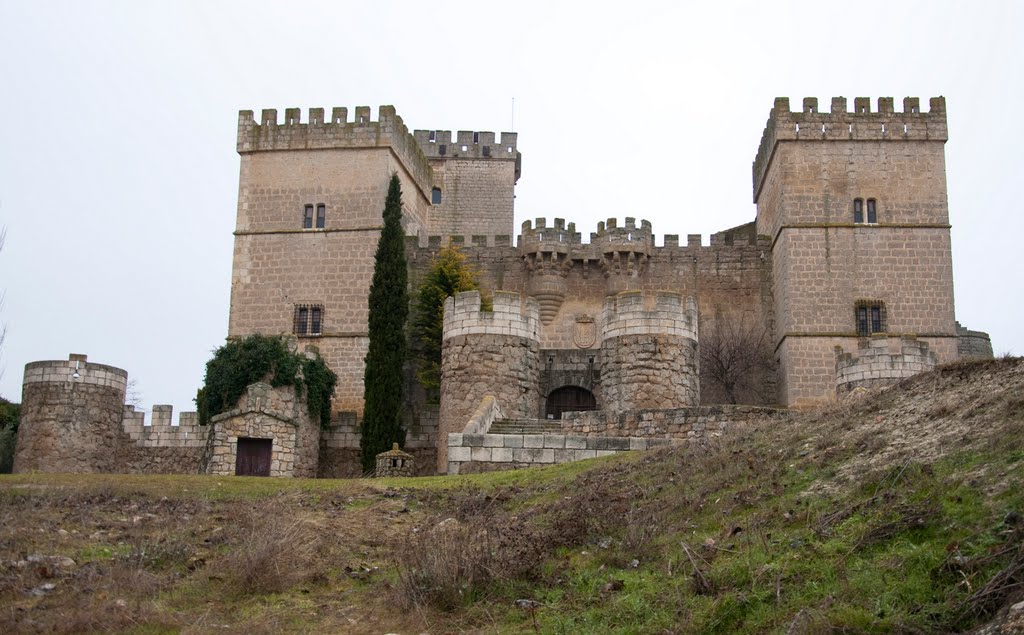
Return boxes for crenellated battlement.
[591,217,654,247]
[519,217,583,253]
[23,354,128,393]
[412,129,518,160]
[121,404,208,448]
[753,96,948,202]
[442,291,539,341]
[236,105,433,199]
[601,291,698,340]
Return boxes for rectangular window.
[867,199,877,223]
[303,205,314,229]
[853,199,864,224]
[316,204,326,229]
[294,304,323,336]
[855,301,885,336]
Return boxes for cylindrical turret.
[520,218,580,325]
[600,292,699,411]
[14,354,129,473]
[438,291,542,472]
[593,218,653,295]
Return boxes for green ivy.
[195,334,337,428]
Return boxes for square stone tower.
[229,106,519,418]
[753,96,957,407]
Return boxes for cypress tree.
[361,174,409,473]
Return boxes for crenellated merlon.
[519,218,583,252]
[413,129,518,160]
[752,96,948,202]
[236,105,433,200]
[591,217,654,247]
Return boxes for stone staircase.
[488,418,563,435]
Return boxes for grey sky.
[1,0,1021,417]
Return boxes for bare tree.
[699,313,777,405]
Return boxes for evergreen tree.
[412,245,481,401]
[361,174,409,472]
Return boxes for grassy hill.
[1,358,1022,634]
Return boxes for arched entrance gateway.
[545,385,598,420]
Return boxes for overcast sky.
[1,1,1021,417]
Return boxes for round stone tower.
[600,291,699,411]
[438,290,541,471]
[14,354,129,473]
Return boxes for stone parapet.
[602,291,698,340]
[442,290,540,340]
[753,96,948,202]
[22,355,128,393]
[121,405,209,449]
[412,129,518,160]
[835,336,938,394]
[236,105,432,201]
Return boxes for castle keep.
[14,97,992,477]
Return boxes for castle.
[13,97,993,477]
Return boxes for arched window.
[853,198,864,223]
[431,187,442,205]
[545,386,597,420]
[866,198,877,223]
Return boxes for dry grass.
[394,518,497,611]
[216,497,326,596]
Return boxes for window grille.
[855,301,886,336]
[294,304,323,336]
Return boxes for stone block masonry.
[446,405,788,474]
[15,356,132,474]
[835,336,938,394]
[446,430,680,475]
[438,291,542,472]
[600,291,700,411]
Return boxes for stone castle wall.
[407,218,775,409]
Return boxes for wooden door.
[545,386,597,420]
[235,438,272,476]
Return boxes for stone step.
[489,418,564,435]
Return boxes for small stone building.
[375,443,415,477]
[208,382,320,478]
